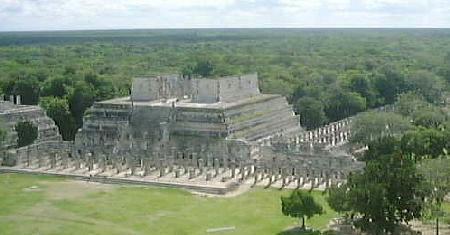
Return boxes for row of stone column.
[300,131,351,146]
[16,150,348,189]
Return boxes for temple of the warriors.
[0,74,363,194]
[74,73,302,164]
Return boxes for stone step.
[224,96,288,118]
[231,114,299,141]
[228,106,295,132]
[245,119,300,141]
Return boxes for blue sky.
[0,0,449,31]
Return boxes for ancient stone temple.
[74,73,302,166]
[1,74,363,194]
[0,96,70,166]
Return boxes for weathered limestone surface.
[0,98,70,167]
[0,100,62,150]
[1,74,364,194]
[74,74,302,161]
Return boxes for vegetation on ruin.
[0,173,337,235]
[14,121,38,148]
[0,121,6,143]
[1,29,450,138]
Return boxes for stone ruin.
[0,74,364,194]
[0,96,68,167]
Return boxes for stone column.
[37,154,44,168]
[88,155,94,172]
[239,162,245,180]
[50,153,56,169]
[231,161,236,178]
[214,158,219,177]
[325,171,331,188]
[62,153,69,169]
[141,159,148,176]
[253,166,259,185]
[98,155,106,173]
[26,149,31,167]
[268,173,273,186]
[191,152,198,168]
[159,158,165,177]
[281,168,287,188]
[188,168,196,179]
[198,158,204,175]
[222,157,228,172]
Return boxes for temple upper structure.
[131,73,260,103]
[74,73,303,160]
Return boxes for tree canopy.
[350,111,413,145]
[328,152,427,233]
[1,29,450,139]
[281,190,323,230]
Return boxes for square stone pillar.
[188,168,196,179]
[198,158,204,175]
[214,158,219,177]
[231,161,236,178]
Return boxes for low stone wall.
[5,140,73,167]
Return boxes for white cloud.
[278,0,322,9]
[0,0,449,30]
[328,0,352,10]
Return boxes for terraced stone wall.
[0,102,61,150]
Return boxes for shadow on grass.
[277,227,336,235]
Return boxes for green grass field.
[0,173,337,235]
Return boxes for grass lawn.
[442,202,450,224]
[0,173,338,235]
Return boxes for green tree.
[40,97,77,141]
[417,155,450,233]
[15,121,38,147]
[350,111,413,145]
[336,153,427,233]
[294,97,328,130]
[363,136,401,161]
[192,60,215,77]
[84,72,117,101]
[3,77,41,105]
[394,91,428,117]
[327,185,352,217]
[373,66,407,104]
[406,70,445,104]
[417,155,450,205]
[281,190,323,230]
[400,127,449,159]
[41,76,72,98]
[0,125,5,142]
[343,71,378,108]
[68,81,95,129]
[411,107,448,128]
[325,89,367,122]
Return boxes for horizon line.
[1,26,450,34]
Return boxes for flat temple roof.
[98,94,282,110]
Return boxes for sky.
[0,0,450,31]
